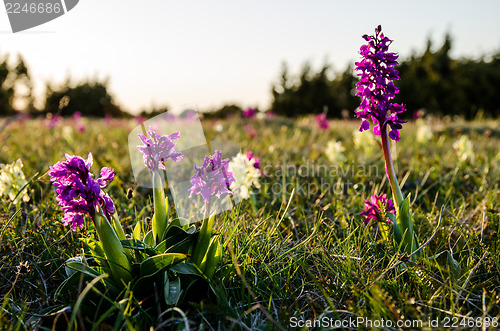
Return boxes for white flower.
[228,152,261,200]
[61,125,74,141]
[325,140,346,163]
[214,123,224,132]
[256,112,266,120]
[353,129,377,155]
[453,135,474,162]
[416,119,433,144]
[0,159,30,204]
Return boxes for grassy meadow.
[0,115,499,329]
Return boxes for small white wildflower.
[325,140,346,163]
[228,152,261,200]
[416,119,433,144]
[256,112,266,120]
[214,123,224,132]
[0,159,30,204]
[453,135,475,163]
[353,129,377,155]
[61,125,74,141]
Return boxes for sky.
[1,0,500,114]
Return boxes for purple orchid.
[361,193,396,225]
[246,151,260,170]
[316,113,329,130]
[355,25,406,141]
[242,107,256,118]
[48,153,115,231]
[188,150,235,204]
[137,127,184,172]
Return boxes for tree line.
[0,51,126,118]
[1,33,499,118]
[271,34,500,119]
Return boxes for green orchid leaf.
[396,194,418,257]
[164,236,195,255]
[65,261,120,294]
[168,217,190,231]
[144,230,155,247]
[446,252,461,280]
[111,214,126,241]
[94,212,133,285]
[161,226,193,246]
[140,253,188,278]
[80,238,110,272]
[165,225,197,239]
[155,226,199,254]
[64,256,83,277]
[164,273,182,306]
[80,238,105,258]
[170,263,204,277]
[204,238,222,279]
[132,220,143,241]
[65,261,101,278]
[120,238,147,250]
[120,238,157,256]
[192,214,215,266]
[152,172,168,244]
[54,271,90,300]
[388,213,402,244]
[429,250,462,280]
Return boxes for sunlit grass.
[0,116,499,329]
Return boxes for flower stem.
[380,125,404,206]
[381,125,417,256]
[152,170,168,244]
[192,210,215,268]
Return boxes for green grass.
[1,116,499,329]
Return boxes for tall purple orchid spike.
[355,26,418,257]
[137,127,185,243]
[188,150,235,204]
[355,25,406,141]
[355,25,405,205]
[48,153,115,231]
[137,127,184,172]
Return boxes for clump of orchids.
[49,127,239,314]
[355,25,418,257]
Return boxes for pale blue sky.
[1,0,499,113]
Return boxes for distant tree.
[270,61,358,117]
[13,55,35,114]
[396,34,500,118]
[0,53,15,116]
[203,104,242,119]
[44,79,126,117]
[0,53,36,116]
[332,65,359,116]
[271,62,295,116]
[138,105,170,119]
